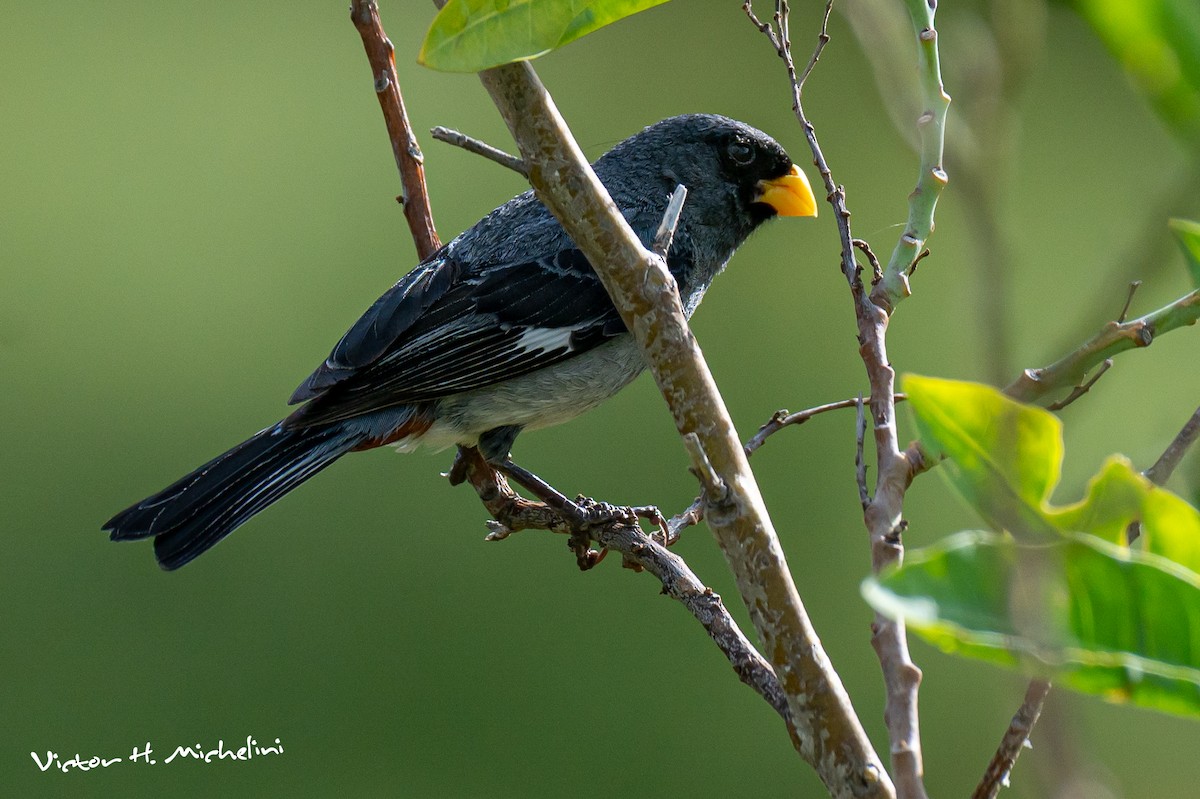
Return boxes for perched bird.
[104,114,817,570]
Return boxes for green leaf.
[1071,0,1200,147]
[864,530,1200,718]
[419,0,670,73]
[902,375,1200,573]
[1169,218,1200,288]
[902,374,1062,538]
[1049,455,1152,544]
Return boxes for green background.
[4,0,1199,796]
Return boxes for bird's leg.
[494,459,670,562]
[492,458,612,567]
[450,440,671,568]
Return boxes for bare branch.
[1145,404,1200,486]
[476,57,888,799]
[450,447,794,726]
[670,395,909,538]
[972,679,1051,799]
[853,238,884,284]
[1045,359,1113,412]
[747,2,942,794]
[1005,288,1200,405]
[746,395,908,457]
[856,395,870,510]
[430,125,528,176]
[1129,403,1200,544]
[1117,280,1142,323]
[682,432,728,503]
[906,248,931,277]
[797,0,835,92]
[653,184,688,258]
[350,0,440,259]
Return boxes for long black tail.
[104,422,365,570]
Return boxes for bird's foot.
[562,496,670,571]
[570,496,670,543]
[451,448,673,570]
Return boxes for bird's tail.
[104,422,367,570]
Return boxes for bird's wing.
[285,248,631,427]
[289,251,459,403]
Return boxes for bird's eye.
[727,140,755,166]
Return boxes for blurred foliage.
[904,376,1200,569]
[420,0,668,71]
[1070,0,1200,147]
[867,530,1200,718]
[1170,217,1200,287]
[868,377,1200,717]
[3,0,1200,797]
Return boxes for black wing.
[289,250,460,403]
[285,249,630,428]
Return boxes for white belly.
[397,334,647,452]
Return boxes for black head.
[594,114,816,245]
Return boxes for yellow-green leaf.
[419,0,670,73]
[903,375,1200,574]
[902,374,1062,538]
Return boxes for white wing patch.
[515,327,574,354]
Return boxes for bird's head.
[595,114,817,253]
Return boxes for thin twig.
[856,395,870,510]
[1145,404,1200,486]
[907,248,931,277]
[1045,359,1113,411]
[972,679,1052,799]
[682,432,728,503]
[350,0,440,260]
[1129,403,1200,543]
[853,238,884,284]
[1118,280,1142,323]
[797,0,834,92]
[429,125,529,176]
[670,395,909,537]
[653,184,688,258]
[747,3,938,796]
[746,395,908,456]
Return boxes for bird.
[103,113,817,570]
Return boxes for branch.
[357,5,790,744]
[450,447,796,729]
[1005,288,1200,405]
[429,125,528,176]
[971,679,1051,799]
[746,395,908,457]
[1145,405,1200,485]
[856,396,870,510]
[350,0,441,260]
[746,3,945,796]
[670,395,907,548]
[1129,403,1200,543]
[1044,359,1112,412]
[475,58,888,799]
[869,1,952,311]
[652,184,688,258]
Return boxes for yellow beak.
[755,164,818,217]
